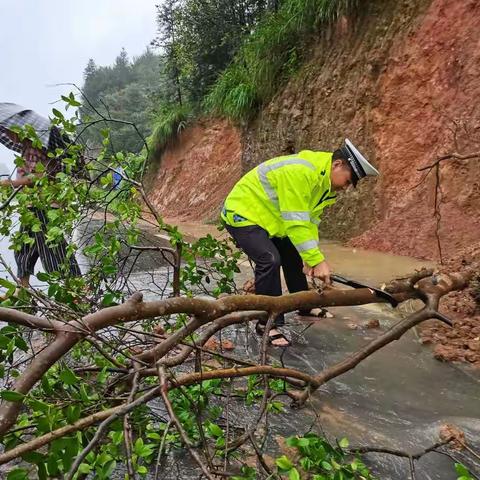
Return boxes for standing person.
[221,139,379,346]
[0,103,82,287]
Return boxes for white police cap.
[342,138,379,187]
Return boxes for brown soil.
[352,0,480,261]
[147,0,480,262]
[147,118,242,222]
[419,244,480,366]
[244,0,480,263]
[420,245,480,367]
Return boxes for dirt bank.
[420,245,480,367]
[147,118,242,222]
[148,0,480,262]
[352,0,480,261]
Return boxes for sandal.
[255,322,291,347]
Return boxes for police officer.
[221,139,379,346]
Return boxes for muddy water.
[276,307,480,479]
[151,223,480,478]
[1,217,478,479]
[182,224,479,478]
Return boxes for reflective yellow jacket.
[221,150,336,266]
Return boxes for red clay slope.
[147,118,242,222]
[352,0,480,260]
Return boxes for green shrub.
[148,103,193,158]
[205,0,359,122]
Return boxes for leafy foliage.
[233,434,375,479]
[205,0,359,121]
[79,48,164,153]
[153,0,275,103]
[148,103,193,160]
[81,1,361,157]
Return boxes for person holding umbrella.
[0,102,82,287]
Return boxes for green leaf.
[134,437,145,456]
[110,430,124,445]
[101,293,117,306]
[289,467,300,480]
[207,422,223,438]
[137,465,148,474]
[321,461,332,471]
[7,468,29,480]
[14,335,28,352]
[66,404,81,423]
[286,436,299,447]
[0,335,10,349]
[52,108,64,120]
[79,384,89,401]
[0,390,25,402]
[297,437,310,447]
[37,462,48,480]
[455,464,470,476]
[276,455,293,471]
[102,460,117,477]
[0,278,16,290]
[29,399,50,413]
[338,437,349,448]
[34,162,46,173]
[79,463,91,474]
[59,368,78,385]
[21,451,46,463]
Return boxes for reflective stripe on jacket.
[221,150,336,266]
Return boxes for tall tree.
[153,0,184,106]
[153,0,273,102]
[79,50,163,153]
[113,48,132,89]
[83,58,97,80]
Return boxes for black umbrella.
[0,102,67,154]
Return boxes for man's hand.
[0,177,34,188]
[303,260,331,285]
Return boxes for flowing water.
[1,218,479,479]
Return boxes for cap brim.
[345,138,379,177]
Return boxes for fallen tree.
[0,267,476,478]
[0,96,477,480]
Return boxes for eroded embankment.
[147,118,242,223]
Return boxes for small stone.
[433,345,458,362]
[204,337,220,351]
[363,319,380,329]
[465,351,480,363]
[439,424,465,450]
[153,324,165,336]
[221,339,235,351]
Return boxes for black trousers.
[15,208,81,279]
[225,224,309,326]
